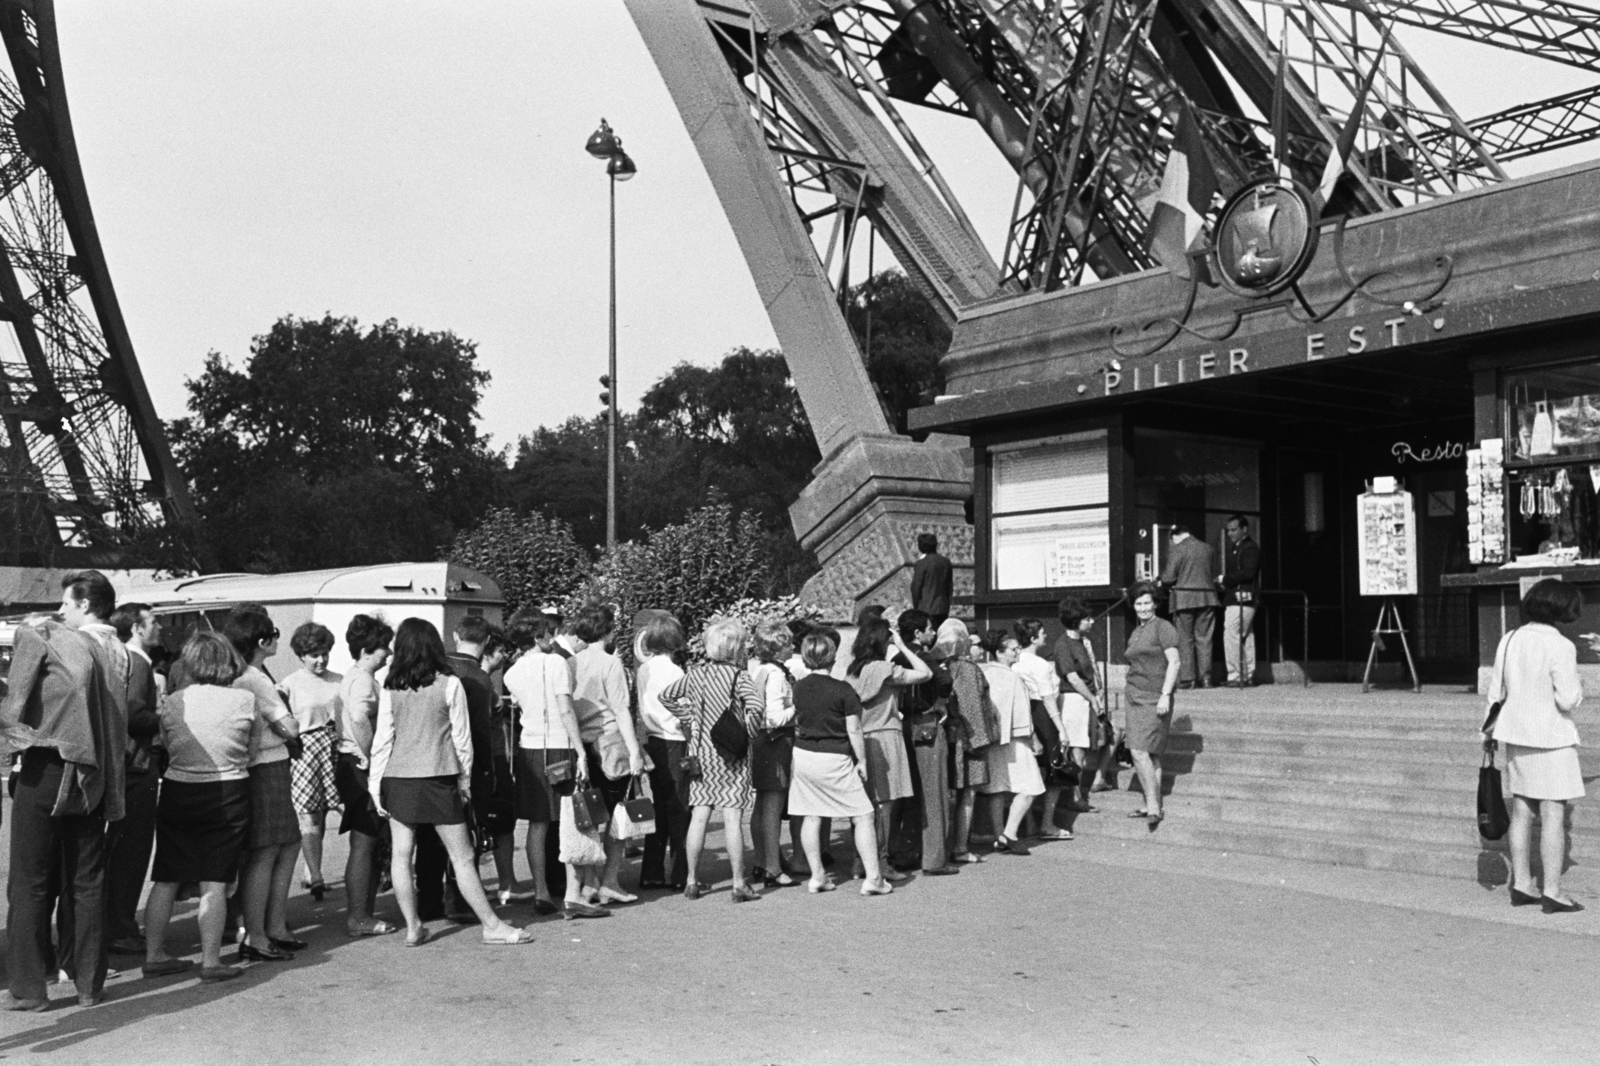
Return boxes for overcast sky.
[52,2,1595,456]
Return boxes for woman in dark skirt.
[227,604,305,962]
[369,618,531,947]
[144,633,296,983]
[747,621,797,888]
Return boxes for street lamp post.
[586,119,635,553]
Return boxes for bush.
[567,500,779,661]
[447,507,591,618]
[684,595,824,661]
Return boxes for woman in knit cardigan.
[370,618,531,945]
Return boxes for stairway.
[1071,685,1600,890]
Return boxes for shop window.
[1507,465,1600,562]
[1506,363,1600,464]
[990,431,1109,589]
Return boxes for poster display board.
[1358,483,1418,596]
[1466,438,1506,564]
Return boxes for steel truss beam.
[0,0,199,567]
[1332,0,1600,72]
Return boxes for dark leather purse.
[909,713,940,746]
[709,674,751,762]
[1478,747,1510,841]
[570,786,609,833]
[543,748,575,788]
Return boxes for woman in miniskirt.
[1486,578,1587,913]
[370,618,532,946]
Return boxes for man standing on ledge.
[1218,515,1262,687]
[1160,526,1219,688]
[911,533,953,627]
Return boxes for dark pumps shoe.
[1542,895,1585,914]
[238,942,293,962]
[994,835,1031,856]
[308,881,326,902]
[1510,887,1543,907]
[561,902,612,920]
[530,899,560,917]
[268,936,308,952]
[731,884,762,903]
[682,883,702,901]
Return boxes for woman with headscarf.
[935,619,1000,863]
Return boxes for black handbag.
[909,713,940,746]
[709,675,751,762]
[1478,747,1510,841]
[570,786,609,833]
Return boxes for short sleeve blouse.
[235,666,295,766]
[1123,618,1180,704]
[506,649,575,749]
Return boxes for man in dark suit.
[1159,525,1220,687]
[104,602,162,956]
[910,533,953,626]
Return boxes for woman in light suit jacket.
[1485,578,1585,913]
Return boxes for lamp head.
[586,119,621,159]
[608,152,637,181]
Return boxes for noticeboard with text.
[1357,489,1418,596]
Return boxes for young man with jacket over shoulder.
[3,570,127,1010]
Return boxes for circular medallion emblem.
[1211,177,1319,298]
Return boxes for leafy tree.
[448,506,590,617]
[842,269,951,434]
[168,314,501,571]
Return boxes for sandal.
[481,925,534,946]
[403,927,431,948]
[951,852,985,864]
[806,879,837,893]
[860,878,894,896]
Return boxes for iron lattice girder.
[1444,84,1600,163]
[0,0,199,564]
[1333,0,1600,72]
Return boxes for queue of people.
[4,567,1153,1011]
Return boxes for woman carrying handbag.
[1484,578,1586,913]
[660,618,765,902]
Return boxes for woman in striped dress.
[661,618,765,902]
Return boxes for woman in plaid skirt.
[281,622,343,901]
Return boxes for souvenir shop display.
[1466,439,1506,565]
[1357,479,1418,597]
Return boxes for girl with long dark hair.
[369,618,531,946]
[843,618,930,881]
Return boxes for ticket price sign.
[1357,480,1421,692]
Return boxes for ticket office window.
[989,431,1110,590]
[1504,362,1600,561]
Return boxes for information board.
[1357,489,1418,596]
[1047,532,1111,587]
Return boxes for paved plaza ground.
[0,800,1594,1065]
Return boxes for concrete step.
[1163,749,1488,790]
[1167,712,1477,742]
[1162,730,1482,763]
[1062,789,1600,888]
[1168,771,1468,819]
[1156,789,1600,851]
